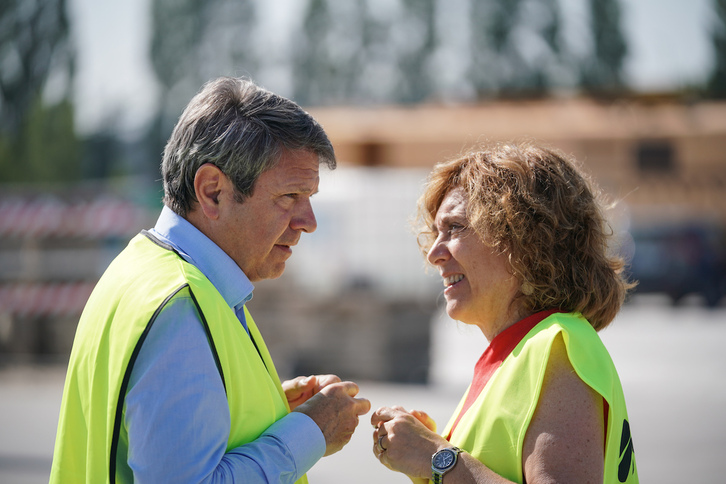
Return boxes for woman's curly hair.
[417,141,635,331]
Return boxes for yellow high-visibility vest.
[443,312,638,483]
[50,232,308,483]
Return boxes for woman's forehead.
[436,187,468,219]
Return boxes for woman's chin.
[445,303,469,324]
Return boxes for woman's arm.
[522,333,605,483]
[372,407,513,484]
[372,333,605,484]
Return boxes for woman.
[372,142,638,484]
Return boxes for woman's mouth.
[443,274,464,287]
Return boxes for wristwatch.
[431,447,462,484]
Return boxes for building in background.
[1,96,725,381]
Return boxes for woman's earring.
[521,281,534,296]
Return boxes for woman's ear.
[193,163,226,220]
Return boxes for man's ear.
[193,163,227,220]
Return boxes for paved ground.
[1,296,725,483]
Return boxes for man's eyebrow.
[283,181,318,193]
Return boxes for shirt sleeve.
[124,293,326,483]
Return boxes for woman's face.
[426,187,523,339]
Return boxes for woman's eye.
[433,222,467,238]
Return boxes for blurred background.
[1,0,725,482]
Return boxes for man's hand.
[293,381,371,456]
[282,374,341,410]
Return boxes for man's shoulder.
[93,234,192,304]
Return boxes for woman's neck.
[478,305,535,342]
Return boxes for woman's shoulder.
[526,312,607,355]
[528,311,622,401]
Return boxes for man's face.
[214,149,320,281]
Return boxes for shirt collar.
[149,205,254,309]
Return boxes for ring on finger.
[377,434,387,452]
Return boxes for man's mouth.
[275,244,293,254]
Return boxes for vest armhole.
[187,287,227,393]
[139,231,227,387]
[109,283,191,484]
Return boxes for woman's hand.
[410,409,437,432]
[371,405,449,479]
[282,374,341,410]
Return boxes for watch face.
[433,449,455,469]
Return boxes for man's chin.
[262,263,287,281]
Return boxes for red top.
[446,309,561,440]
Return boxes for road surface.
[1,296,724,483]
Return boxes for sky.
[67,0,715,135]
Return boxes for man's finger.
[321,380,361,398]
[314,374,341,390]
[354,397,372,415]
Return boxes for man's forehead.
[280,165,319,184]
[261,160,319,194]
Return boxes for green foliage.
[293,0,338,104]
[147,0,633,106]
[0,0,79,184]
[0,0,74,136]
[0,96,81,183]
[397,0,436,103]
[706,0,726,98]
[293,0,437,105]
[580,0,628,95]
[470,0,564,98]
[150,0,257,134]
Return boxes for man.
[50,77,371,483]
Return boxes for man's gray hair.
[161,77,336,216]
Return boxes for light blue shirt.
[120,206,326,483]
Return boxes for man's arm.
[124,295,325,483]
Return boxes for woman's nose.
[426,235,449,265]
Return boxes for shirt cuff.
[263,412,326,475]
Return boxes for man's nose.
[291,198,317,233]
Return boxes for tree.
[150,0,257,136]
[469,0,565,99]
[5,97,80,183]
[292,0,438,106]
[0,0,79,183]
[580,0,628,96]
[292,0,338,105]
[396,0,437,103]
[471,0,525,96]
[528,0,565,92]
[707,0,726,98]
